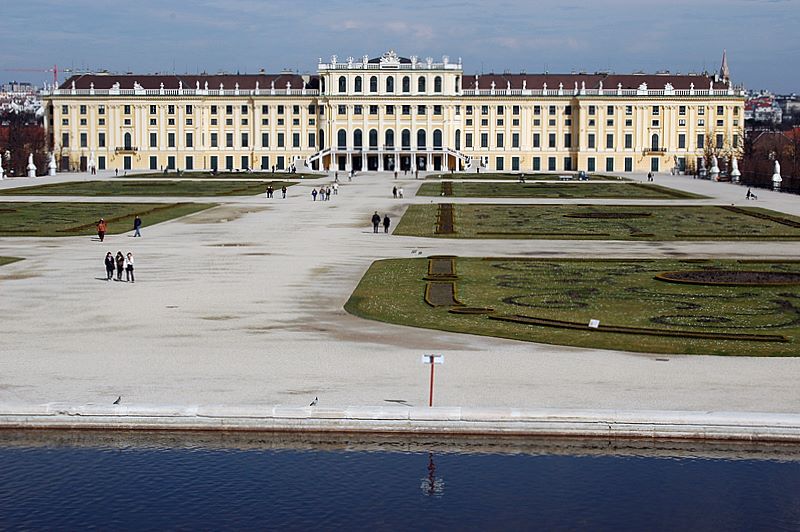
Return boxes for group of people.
[746,187,758,200]
[96,215,142,242]
[371,211,391,233]
[265,185,287,199]
[104,251,135,282]
[392,186,404,199]
[311,183,338,201]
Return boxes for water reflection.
[421,452,445,497]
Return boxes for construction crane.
[2,65,60,86]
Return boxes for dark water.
[1,433,799,531]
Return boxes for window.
[168,105,175,115]
[354,105,362,115]
[98,132,106,148]
[402,105,411,116]
[211,156,218,170]
[418,77,426,92]
[533,133,540,148]
[149,156,158,170]
[512,105,520,115]
[167,156,175,170]
[434,76,442,93]
[512,133,520,148]
[369,105,378,115]
[564,133,572,148]
[417,130,426,148]
[606,134,613,149]
[733,134,740,148]
[168,132,176,148]
[386,76,394,92]
[606,119,614,127]
[226,133,233,148]
[624,133,632,149]
[564,157,572,171]
[433,105,442,115]
[679,105,686,116]
[548,133,556,148]
[98,156,106,170]
[402,76,410,93]
[354,76,362,92]
[211,133,218,148]
[678,134,686,149]
[337,129,347,149]
[651,119,659,127]
[277,133,285,148]
[293,133,300,148]
[716,134,724,149]
[679,119,686,127]
[497,105,505,115]
[497,133,504,148]
[185,156,193,170]
[698,119,705,127]
[606,105,614,115]
[308,104,316,114]
[386,105,394,115]
[533,157,540,171]
[587,157,596,172]
[277,105,284,115]
[292,105,299,115]
[625,119,632,127]
[716,120,724,127]
[261,133,269,147]
[512,156,520,171]
[625,157,633,172]
[277,156,285,170]
[80,132,87,148]
[652,106,660,116]
[565,105,572,115]
[588,105,596,116]
[496,156,504,171]
[482,119,489,126]
[385,129,394,147]
[550,105,557,116]
[466,133,473,148]
[226,156,234,170]
[588,133,596,149]
[480,133,488,148]
[651,134,659,151]
[534,105,541,115]
[62,118,68,125]
[481,105,489,115]
[548,157,556,171]
[512,119,519,126]
[353,129,363,149]
[338,76,347,93]
[369,76,378,92]
[697,134,704,149]
[186,118,192,125]
[61,105,68,114]
[226,105,233,115]
[260,156,269,170]
[149,132,158,148]
[338,105,346,115]
[606,157,614,172]
[717,106,724,116]
[241,156,248,170]
[241,132,249,148]
[80,118,87,126]
[186,132,193,148]
[625,105,632,116]
[124,105,131,115]
[588,119,595,126]
[433,129,442,149]
[185,104,192,114]
[417,105,426,115]
[98,105,105,115]
[211,105,218,114]
[698,106,705,116]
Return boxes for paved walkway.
[0,170,798,417]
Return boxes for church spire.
[719,49,730,82]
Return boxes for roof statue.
[380,50,400,65]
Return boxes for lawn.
[345,257,800,356]
[394,204,800,240]
[426,172,628,181]
[416,181,702,199]
[0,256,23,267]
[0,202,214,237]
[0,180,295,197]
[120,171,317,180]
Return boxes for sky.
[2,0,798,92]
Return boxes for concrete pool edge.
[1,404,799,443]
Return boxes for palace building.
[43,50,745,174]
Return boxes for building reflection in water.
[420,452,445,497]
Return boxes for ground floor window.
[511,156,519,171]
[185,156,194,170]
[210,156,218,170]
[548,156,556,171]
[149,156,158,170]
[624,157,633,172]
[167,156,175,170]
[606,157,614,172]
[496,156,504,171]
[124,156,132,170]
[226,156,234,170]
[241,156,249,170]
[98,156,106,170]
[587,157,595,172]
[277,156,285,170]
[651,157,659,172]
[564,157,572,171]
[261,156,269,170]
[532,157,540,171]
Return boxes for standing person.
[332,182,339,195]
[115,251,125,281]
[394,170,398,180]
[311,188,318,201]
[382,214,391,233]
[335,171,339,182]
[371,211,381,233]
[392,186,397,199]
[398,187,404,199]
[115,168,118,177]
[415,169,419,179]
[133,215,142,237]
[125,252,135,283]
[97,218,107,242]
[348,171,352,182]
[326,186,332,200]
[104,252,115,281]
[281,185,287,199]
[647,171,653,182]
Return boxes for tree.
[0,110,47,176]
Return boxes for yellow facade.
[43,50,745,174]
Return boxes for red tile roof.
[466,73,728,91]
[60,73,319,90]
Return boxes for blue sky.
[3,0,798,92]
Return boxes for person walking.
[115,251,125,281]
[415,169,419,179]
[311,188,318,201]
[394,170,398,179]
[281,185,287,199]
[647,171,653,182]
[398,187,404,199]
[371,211,381,233]
[133,215,142,237]
[746,188,752,200]
[332,182,339,195]
[97,218,107,242]
[392,186,397,199]
[125,252,135,283]
[326,186,332,201]
[382,214,391,233]
[104,252,115,281]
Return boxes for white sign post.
[421,354,444,407]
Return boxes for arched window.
[402,76,410,93]
[455,76,460,93]
[434,76,442,93]
[338,76,347,93]
[455,130,461,151]
[418,77,426,93]
[353,129,363,148]
[319,129,325,150]
[401,129,411,148]
[385,129,395,148]
[433,129,442,148]
[337,129,347,149]
[369,76,378,93]
[321,78,326,93]
[354,76,362,93]
[651,133,659,151]
[124,132,132,149]
[417,129,427,149]
[386,76,394,93]
[368,129,378,148]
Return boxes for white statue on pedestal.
[88,151,96,174]
[710,155,720,181]
[27,153,37,178]
[48,153,57,176]
[772,160,782,191]
[730,157,741,183]
[0,156,4,179]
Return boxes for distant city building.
[42,50,744,174]
[746,92,783,125]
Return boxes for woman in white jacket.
[125,252,135,283]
